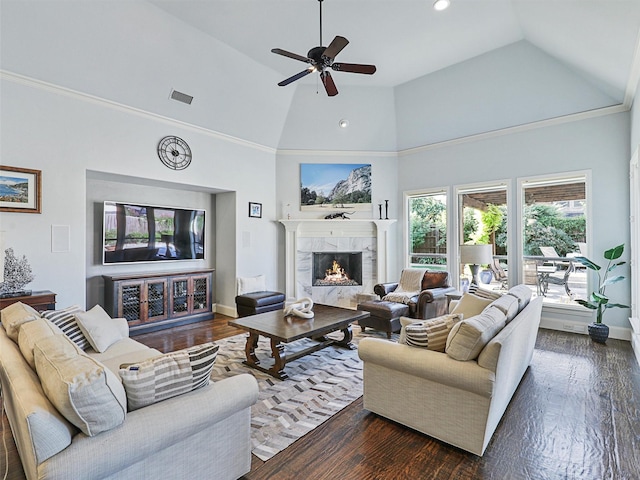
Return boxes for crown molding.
[397,103,629,156]
[276,149,396,157]
[0,70,277,155]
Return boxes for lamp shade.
[460,244,493,265]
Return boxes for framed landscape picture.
[300,163,371,212]
[0,166,41,214]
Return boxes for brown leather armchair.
[373,270,456,319]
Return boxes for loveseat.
[358,285,542,456]
[0,302,259,480]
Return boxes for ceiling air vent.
[169,89,193,105]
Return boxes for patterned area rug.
[209,329,391,461]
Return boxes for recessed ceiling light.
[339,119,349,128]
[433,0,450,11]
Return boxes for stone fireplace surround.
[280,219,396,309]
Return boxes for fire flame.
[324,260,350,283]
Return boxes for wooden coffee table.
[228,304,370,380]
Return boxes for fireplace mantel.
[279,219,396,301]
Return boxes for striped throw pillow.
[468,284,503,301]
[119,342,219,411]
[404,314,463,352]
[41,305,91,351]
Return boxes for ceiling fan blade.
[271,48,311,64]
[278,67,315,86]
[322,36,349,61]
[331,63,377,75]
[321,71,338,97]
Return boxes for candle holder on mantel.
[385,200,389,220]
[378,204,383,220]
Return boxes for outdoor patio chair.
[489,258,508,290]
[539,246,572,269]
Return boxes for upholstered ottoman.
[235,291,285,317]
[356,300,410,339]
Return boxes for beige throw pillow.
[446,306,507,361]
[75,305,126,353]
[1,301,40,342]
[34,334,127,436]
[450,293,493,319]
[18,317,63,369]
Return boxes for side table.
[0,290,57,312]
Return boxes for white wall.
[398,111,631,329]
[0,0,294,149]
[277,84,397,151]
[0,75,278,312]
[395,41,619,150]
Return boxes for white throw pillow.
[1,301,40,342]
[237,275,266,295]
[34,334,127,436]
[119,343,219,411]
[75,305,126,353]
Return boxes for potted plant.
[574,244,628,343]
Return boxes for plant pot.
[588,323,609,344]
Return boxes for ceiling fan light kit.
[271,0,376,97]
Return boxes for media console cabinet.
[103,269,214,333]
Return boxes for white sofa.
[357,285,542,456]
[0,302,259,480]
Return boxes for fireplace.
[313,252,363,287]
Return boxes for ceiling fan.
[271,0,377,97]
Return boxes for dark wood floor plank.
[2,318,639,480]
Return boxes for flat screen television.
[103,201,205,264]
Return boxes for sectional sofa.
[0,302,259,480]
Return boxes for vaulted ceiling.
[150,0,640,103]
[2,1,640,151]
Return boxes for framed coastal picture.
[0,166,41,214]
[300,163,371,212]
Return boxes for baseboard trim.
[540,317,632,341]
[215,303,237,318]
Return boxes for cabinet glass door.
[146,280,167,320]
[172,278,190,316]
[192,276,209,312]
[120,283,142,322]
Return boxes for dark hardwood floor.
[2,316,639,479]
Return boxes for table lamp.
[460,244,493,285]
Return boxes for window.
[520,174,588,306]
[406,191,447,270]
[458,184,508,290]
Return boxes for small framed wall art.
[249,202,262,218]
[0,166,42,214]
